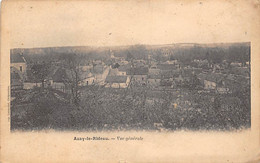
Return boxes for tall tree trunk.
[42,80,45,89]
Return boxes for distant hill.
[10,42,250,64]
[11,42,250,54]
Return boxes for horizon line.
[11,41,251,50]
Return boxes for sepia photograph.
[10,43,251,131]
[1,0,260,162]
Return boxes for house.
[51,67,97,89]
[160,79,173,87]
[133,60,146,67]
[175,68,202,84]
[160,71,174,87]
[127,67,148,85]
[163,60,178,65]
[148,65,160,75]
[119,60,129,65]
[108,68,119,76]
[204,79,216,89]
[80,65,92,72]
[197,73,230,93]
[23,82,43,90]
[147,75,161,87]
[157,64,177,72]
[230,62,242,67]
[93,64,104,74]
[117,64,130,76]
[134,59,146,64]
[105,76,130,88]
[10,53,28,90]
[10,53,27,74]
[10,53,27,80]
[107,64,129,78]
[79,71,95,86]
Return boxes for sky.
[1,0,255,49]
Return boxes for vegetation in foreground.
[11,86,250,131]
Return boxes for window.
[19,66,22,72]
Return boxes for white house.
[10,53,27,80]
[198,73,230,94]
[105,76,130,88]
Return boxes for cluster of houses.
[10,51,250,95]
[102,55,249,95]
[10,53,108,93]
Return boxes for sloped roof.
[80,70,94,79]
[126,67,148,75]
[118,64,131,72]
[105,76,127,83]
[160,80,172,86]
[93,64,104,74]
[10,53,26,63]
[148,74,161,79]
[181,69,194,77]
[157,64,176,71]
[148,68,160,75]
[108,69,118,76]
[198,73,227,83]
[161,71,173,79]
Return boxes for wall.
[204,80,216,89]
[11,63,26,74]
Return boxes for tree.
[128,44,148,60]
[179,53,192,66]
[61,53,81,106]
[189,74,201,90]
[225,45,250,66]
[126,51,133,61]
[31,62,51,89]
[206,48,224,66]
[112,63,120,69]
